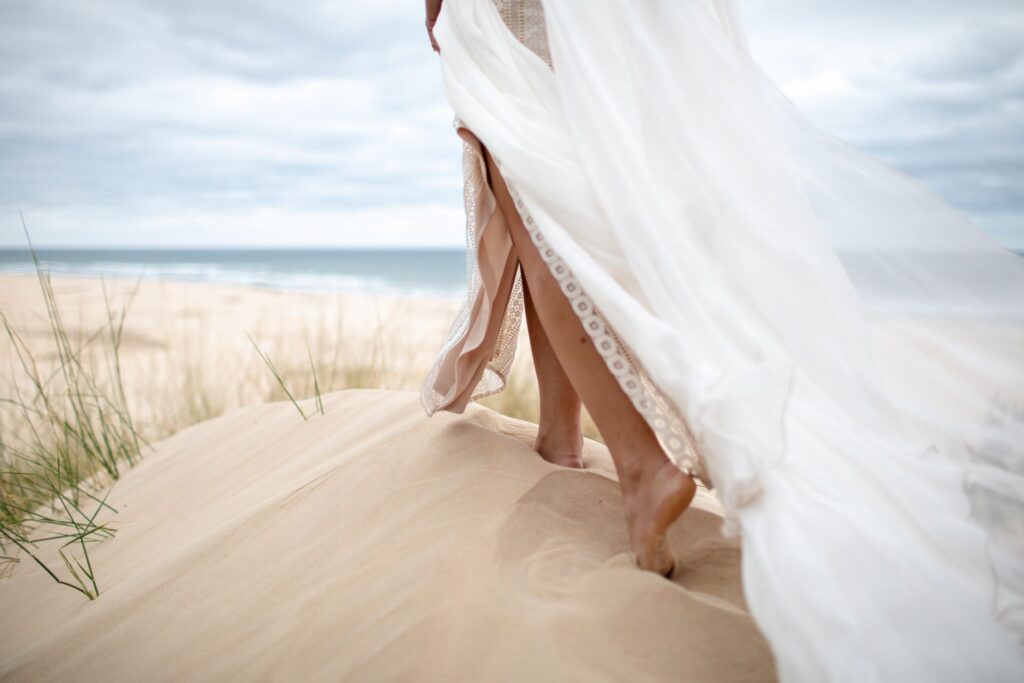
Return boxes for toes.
[634,529,676,577]
[636,553,675,577]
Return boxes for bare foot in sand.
[619,456,697,576]
[478,141,695,575]
[534,426,585,469]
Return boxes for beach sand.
[0,388,773,681]
[0,273,469,439]
[0,273,773,680]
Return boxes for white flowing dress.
[421,1,1024,681]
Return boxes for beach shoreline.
[0,272,488,441]
[0,246,471,300]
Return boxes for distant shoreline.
[0,247,468,299]
[0,271,463,304]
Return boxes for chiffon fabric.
[420,0,544,418]
[421,1,1024,680]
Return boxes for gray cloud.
[1,0,1022,247]
[0,0,462,246]
[744,0,1024,246]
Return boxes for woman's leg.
[481,146,696,576]
[524,277,584,469]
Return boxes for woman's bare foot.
[478,142,696,576]
[619,457,697,576]
[534,426,585,469]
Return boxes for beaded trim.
[493,156,709,483]
[419,129,525,416]
[494,0,553,67]
[423,0,708,484]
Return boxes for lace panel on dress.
[420,0,709,484]
[494,0,553,67]
[419,128,525,413]
[493,154,708,482]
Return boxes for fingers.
[426,19,440,54]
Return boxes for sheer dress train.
[420,1,1024,680]
[420,0,707,480]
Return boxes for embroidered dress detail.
[419,0,709,483]
[495,154,707,481]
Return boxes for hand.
[426,19,440,53]
[425,0,443,53]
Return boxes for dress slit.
[419,0,710,483]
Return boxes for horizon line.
[0,244,466,251]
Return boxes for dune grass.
[0,244,600,599]
[246,332,313,420]
[0,238,144,599]
[243,333,327,420]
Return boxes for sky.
[0,0,1022,249]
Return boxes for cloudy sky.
[1,0,1022,248]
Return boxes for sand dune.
[0,389,773,681]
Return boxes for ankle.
[536,414,582,448]
[614,446,668,489]
[534,427,583,454]
[533,427,585,469]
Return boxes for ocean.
[0,248,468,298]
[1,247,1020,313]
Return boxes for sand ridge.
[0,389,773,681]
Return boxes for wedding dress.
[420,1,1024,680]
